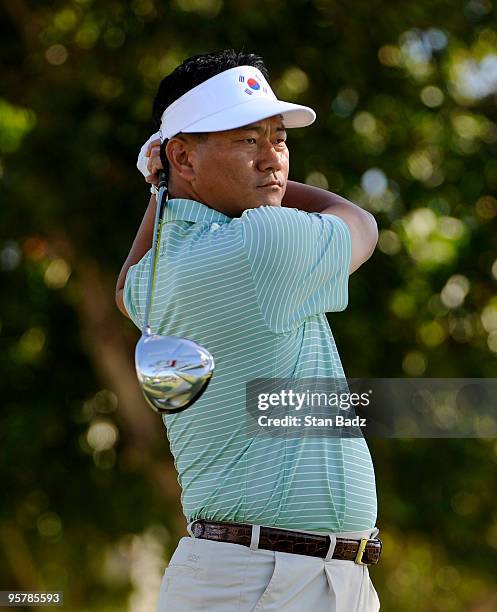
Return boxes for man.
[116,50,380,611]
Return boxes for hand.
[144,137,162,185]
[136,131,163,185]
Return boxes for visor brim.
[178,98,316,135]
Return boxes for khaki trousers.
[156,524,381,611]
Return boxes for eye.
[244,137,257,144]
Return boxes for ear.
[166,136,197,183]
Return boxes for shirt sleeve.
[239,205,352,333]
[123,251,152,331]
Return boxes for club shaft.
[142,179,168,335]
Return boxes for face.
[186,115,289,216]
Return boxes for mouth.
[257,181,283,189]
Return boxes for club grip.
[158,139,169,189]
[158,170,168,189]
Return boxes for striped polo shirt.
[124,198,377,532]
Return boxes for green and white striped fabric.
[124,198,377,532]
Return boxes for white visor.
[159,65,316,141]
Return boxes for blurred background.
[1,0,497,610]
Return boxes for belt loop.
[370,527,379,539]
[325,534,337,561]
[250,525,261,550]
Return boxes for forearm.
[115,194,157,315]
[283,180,372,220]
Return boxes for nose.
[256,138,284,174]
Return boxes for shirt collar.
[162,198,232,224]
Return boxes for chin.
[254,195,283,208]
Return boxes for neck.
[167,177,201,203]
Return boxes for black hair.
[152,49,269,178]
[152,49,269,129]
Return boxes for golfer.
[116,49,381,611]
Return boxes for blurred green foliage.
[1,0,497,610]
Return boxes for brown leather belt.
[190,520,382,565]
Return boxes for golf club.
[134,170,215,414]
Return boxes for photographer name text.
[258,415,366,427]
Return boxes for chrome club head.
[135,333,214,414]
[134,172,215,414]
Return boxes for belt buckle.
[354,538,369,565]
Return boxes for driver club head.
[135,334,215,414]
